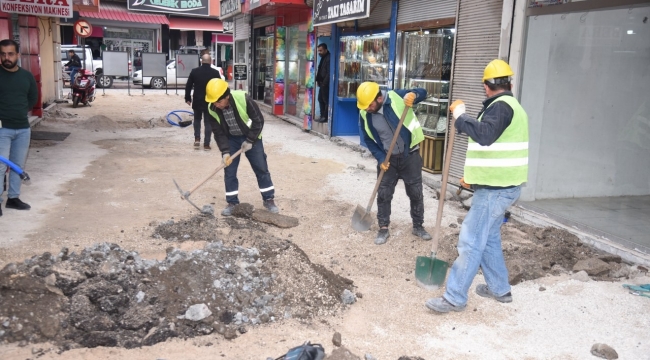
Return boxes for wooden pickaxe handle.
[185,148,244,198]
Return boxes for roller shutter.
[397,0,457,25]
[447,0,503,183]
[253,16,275,28]
[234,14,249,41]
[357,0,392,29]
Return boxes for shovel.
[415,121,457,290]
[351,104,411,232]
[173,148,244,212]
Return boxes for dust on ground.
[1,93,649,360]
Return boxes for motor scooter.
[71,69,96,108]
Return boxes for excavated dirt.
[0,214,354,351]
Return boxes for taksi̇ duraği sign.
[129,0,209,16]
[313,0,369,26]
[0,0,72,18]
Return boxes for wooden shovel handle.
[431,122,457,257]
[187,148,244,196]
[364,104,411,212]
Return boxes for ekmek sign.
[129,0,210,16]
[0,0,72,18]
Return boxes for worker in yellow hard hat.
[204,78,279,216]
[356,81,431,245]
[425,59,529,314]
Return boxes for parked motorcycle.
[71,69,96,108]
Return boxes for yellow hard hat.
[205,78,229,103]
[356,82,380,110]
[482,59,514,82]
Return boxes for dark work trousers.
[376,151,424,228]
[318,84,329,120]
[193,108,212,145]
[224,135,275,204]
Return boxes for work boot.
[425,297,466,313]
[221,203,236,216]
[475,284,512,303]
[263,199,279,214]
[194,137,200,148]
[5,197,31,210]
[375,228,389,245]
[412,226,432,240]
[204,144,211,151]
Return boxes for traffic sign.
[74,19,93,38]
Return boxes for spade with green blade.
[415,121,457,290]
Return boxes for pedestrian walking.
[425,59,529,313]
[204,78,279,216]
[356,81,432,245]
[315,43,330,123]
[0,39,38,216]
[65,49,82,85]
[185,54,222,150]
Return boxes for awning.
[169,17,223,32]
[79,2,169,25]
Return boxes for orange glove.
[404,92,416,107]
[459,177,471,189]
[450,99,466,119]
[380,162,390,172]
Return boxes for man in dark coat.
[185,54,222,150]
[315,43,330,123]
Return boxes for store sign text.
[313,0,369,26]
[129,0,209,16]
[219,0,240,19]
[0,0,72,18]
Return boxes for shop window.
[338,33,390,98]
[520,6,650,197]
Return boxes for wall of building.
[38,17,56,104]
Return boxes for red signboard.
[0,0,73,18]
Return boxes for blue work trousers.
[224,135,274,204]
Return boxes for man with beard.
[356,81,431,245]
[0,39,38,216]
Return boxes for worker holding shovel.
[425,59,529,313]
[204,79,279,216]
[356,82,431,245]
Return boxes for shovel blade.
[351,204,373,232]
[415,255,449,291]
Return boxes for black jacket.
[207,93,265,155]
[65,54,81,68]
[316,51,330,87]
[185,64,222,110]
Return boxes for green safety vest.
[207,90,262,139]
[464,95,529,187]
[360,91,425,149]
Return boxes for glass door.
[284,24,307,117]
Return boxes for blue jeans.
[69,66,80,84]
[0,127,31,199]
[444,186,521,306]
[193,108,212,145]
[224,135,274,204]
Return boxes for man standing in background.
[185,54,222,150]
[0,39,38,216]
[315,43,331,123]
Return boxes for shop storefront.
[247,0,314,126]
[74,2,168,74]
[394,0,456,173]
[233,14,249,90]
[515,1,650,201]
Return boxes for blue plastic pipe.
[0,155,31,184]
[166,110,194,127]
